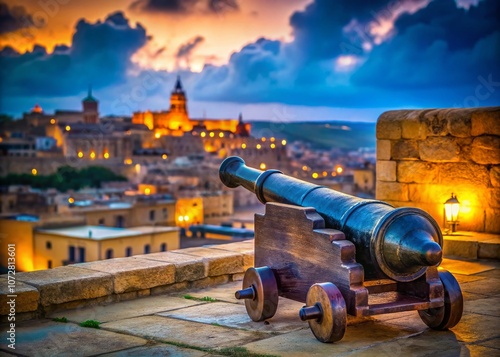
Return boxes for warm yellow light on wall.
[78,151,83,158]
[281,139,287,146]
[68,197,75,204]
[144,188,151,195]
[155,132,161,139]
[31,168,37,175]
[241,143,247,149]
[103,152,109,159]
[178,215,184,222]
[312,172,319,179]
[184,215,190,222]
[162,154,168,160]
[261,137,266,142]
[331,172,337,176]
[260,163,267,170]
[135,163,141,174]
[270,143,276,149]
[200,132,206,138]
[124,158,133,165]
[209,132,215,137]
[90,151,96,159]
[322,171,327,177]
[270,137,275,142]
[444,193,460,233]
[50,118,56,124]
[65,125,71,131]
[336,166,343,174]
[219,132,224,138]
[302,165,308,171]
[256,144,262,149]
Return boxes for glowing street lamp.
[444,193,460,233]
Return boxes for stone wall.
[0,240,254,322]
[376,107,500,233]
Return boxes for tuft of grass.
[52,317,68,323]
[183,294,217,302]
[79,319,101,329]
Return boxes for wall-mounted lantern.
[444,193,460,233]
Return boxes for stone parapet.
[0,241,253,322]
[376,107,500,233]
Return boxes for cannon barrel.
[220,156,443,282]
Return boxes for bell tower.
[82,86,99,124]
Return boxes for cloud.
[0,11,148,98]
[176,35,205,59]
[192,0,500,108]
[130,0,238,14]
[0,2,38,34]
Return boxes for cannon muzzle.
[219,156,443,282]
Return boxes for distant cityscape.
[0,77,376,273]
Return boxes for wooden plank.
[254,203,368,316]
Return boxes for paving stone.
[48,295,202,323]
[440,258,496,276]
[443,239,478,260]
[100,343,207,356]
[451,274,486,285]
[77,258,175,294]
[0,278,39,314]
[3,319,147,357]
[453,313,500,343]
[174,247,244,276]
[159,300,306,333]
[182,281,244,304]
[461,277,500,296]
[15,266,113,306]
[477,337,500,351]
[135,252,207,282]
[243,320,418,357]
[101,315,267,349]
[463,296,500,317]
[466,344,500,357]
[343,330,471,356]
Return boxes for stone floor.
[2,258,499,357]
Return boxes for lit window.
[256,144,261,149]
[270,143,276,149]
[31,168,37,175]
[209,132,215,137]
[68,197,75,204]
[178,215,184,222]
[90,151,96,159]
[336,166,343,174]
[78,151,83,158]
[103,152,109,159]
[219,132,224,138]
[50,119,56,124]
[65,125,71,131]
[312,173,319,179]
[155,132,161,139]
[241,143,246,149]
[302,166,308,171]
[184,215,189,222]
[281,139,287,146]
[200,132,206,138]
[260,163,266,170]
[323,171,328,177]
[162,154,167,160]
[261,137,266,142]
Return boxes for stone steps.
[443,231,500,260]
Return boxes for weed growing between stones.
[52,317,68,323]
[183,294,217,302]
[79,319,101,329]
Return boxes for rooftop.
[35,225,178,240]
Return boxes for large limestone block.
[15,266,113,306]
[420,137,460,162]
[490,166,500,187]
[471,136,500,164]
[376,111,411,139]
[210,241,255,270]
[77,258,175,294]
[376,160,397,181]
[489,189,500,208]
[402,111,427,140]
[446,109,472,138]
[0,279,39,314]
[397,161,438,183]
[424,109,451,136]
[377,140,392,160]
[471,108,500,136]
[175,247,244,276]
[392,140,419,160]
[439,163,490,186]
[135,251,206,282]
[376,181,409,201]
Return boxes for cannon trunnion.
[219,157,463,343]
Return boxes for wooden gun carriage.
[219,157,463,343]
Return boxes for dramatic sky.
[0,0,498,121]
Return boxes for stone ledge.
[0,241,252,320]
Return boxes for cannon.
[220,156,463,343]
